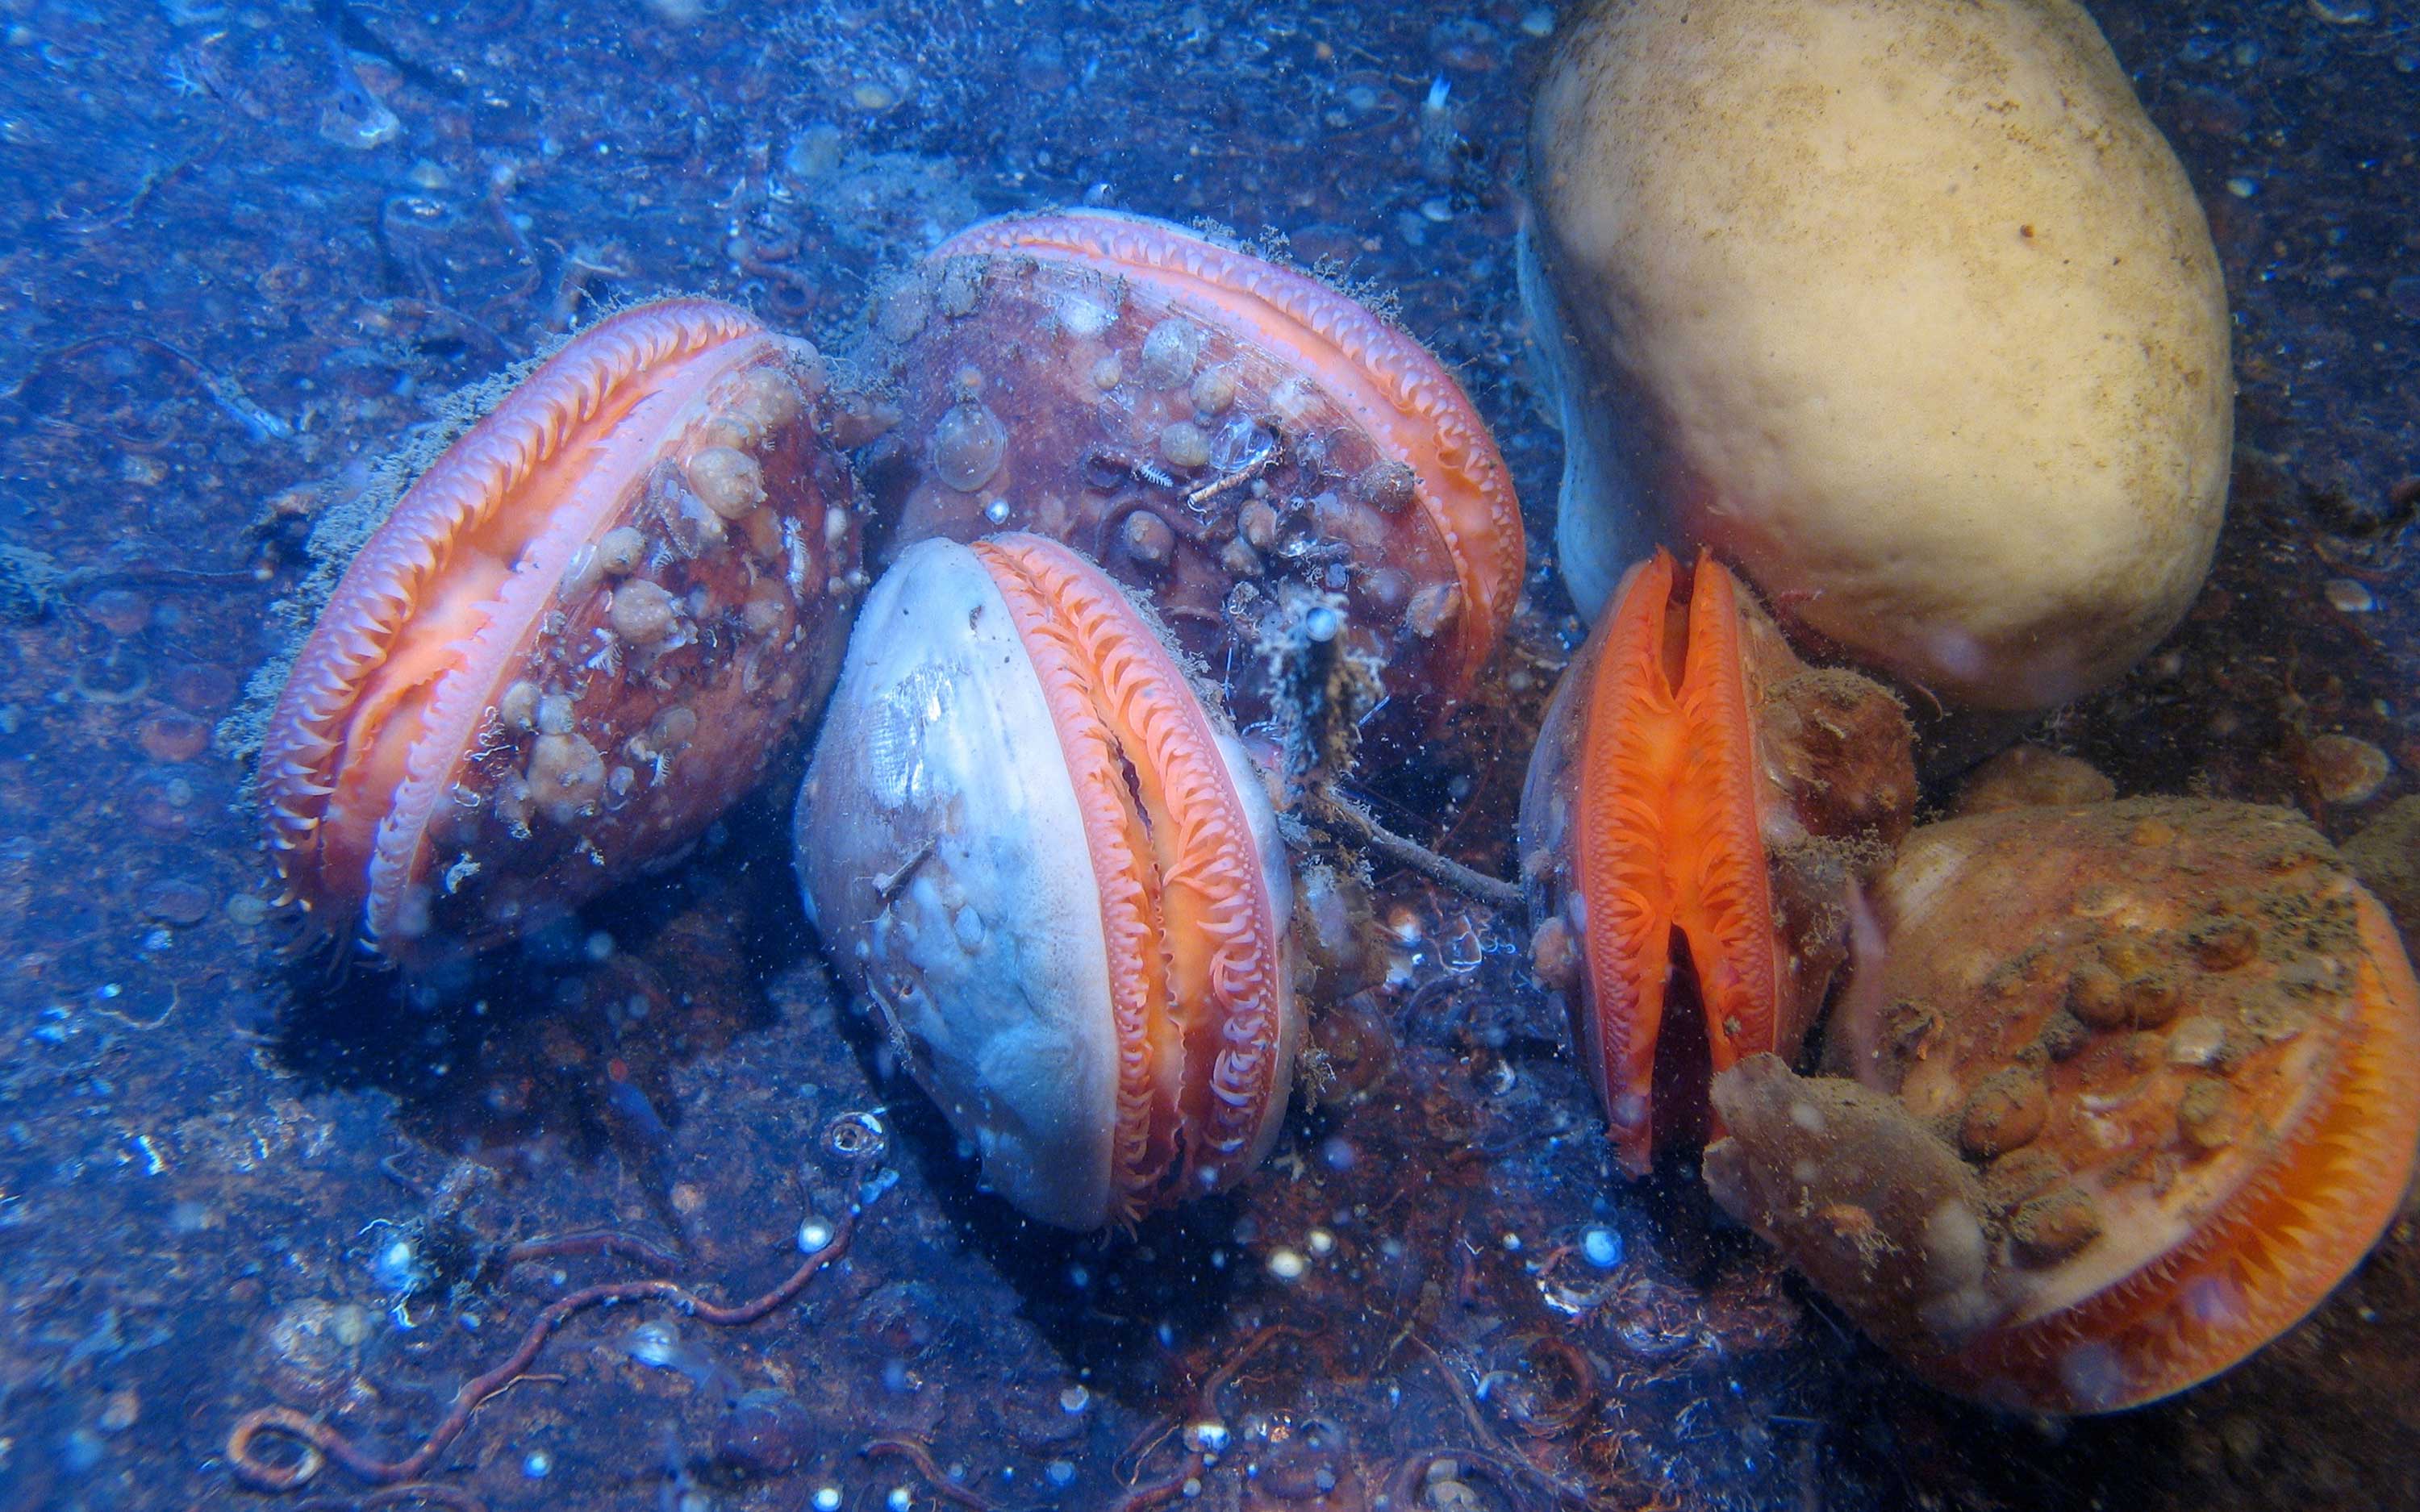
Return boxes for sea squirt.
[254,299,862,957]
[794,532,1301,1230]
[1525,0,2230,713]
[1704,798,2420,1412]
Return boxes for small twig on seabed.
[2,334,292,440]
[226,1166,874,1493]
[1306,786,1524,911]
[863,1436,1016,1511]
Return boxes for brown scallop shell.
[256,299,862,956]
[857,209,1522,764]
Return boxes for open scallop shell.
[794,532,1300,1230]
[256,299,862,956]
[1519,548,1914,1171]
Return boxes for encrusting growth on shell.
[863,209,1523,764]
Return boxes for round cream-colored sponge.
[1527,0,2231,711]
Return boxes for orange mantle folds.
[1570,548,1778,1173]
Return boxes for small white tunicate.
[742,583,791,637]
[1058,293,1111,338]
[1060,1384,1090,1414]
[1923,1200,1988,1291]
[649,705,699,750]
[813,1489,843,1512]
[983,498,1012,525]
[1580,1227,1624,1269]
[528,733,605,823]
[1159,419,1212,469]
[499,680,542,732]
[1189,365,1237,415]
[1306,1228,1335,1257]
[522,1450,553,1479]
[535,693,578,736]
[1405,581,1462,642]
[1266,1247,1307,1280]
[888,1487,913,1512]
[1304,606,1341,644]
[1183,1420,1230,1455]
[2168,1014,2227,1066]
[597,527,649,575]
[930,402,1008,493]
[1267,374,1314,425]
[797,1217,836,1254]
[557,540,600,598]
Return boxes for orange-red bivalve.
[1518,548,1916,1173]
[255,299,862,956]
[1707,799,2420,1414]
[794,533,1301,1230]
[860,209,1522,759]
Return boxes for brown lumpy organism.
[1950,744,2118,817]
[2343,794,2420,927]
[1739,797,2420,1413]
[1704,1054,2001,1360]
